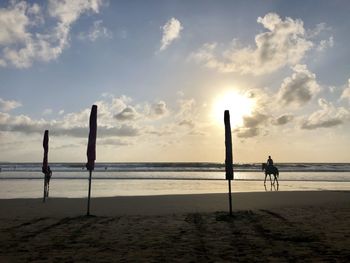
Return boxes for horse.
[262,163,279,185]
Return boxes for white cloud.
[278,64,320,106]
[160,17,183,51]
[191,12,313,75]
[317,36,334,51]
[0,1,32,46]
[0,93,167,139]
[0,110,141,138]
[341,79,350,102]
[114,106,140,121]
[0,98,22,112]
[176,99,196,127]
[306,23,331,38]
[48,0,103,25]
[147,101,169,119]
[78,20,112,42]
[0,0,104,68]
[301,98,350,130]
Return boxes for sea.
[1,163,350,198]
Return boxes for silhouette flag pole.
[42,130,49,202]
[86,105,97,216]
[224,110,233,216]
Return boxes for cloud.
[99,138,132,146]
[114,106,140,121]
[0,94,143,138]
[271,114,294,125]
[0,111,141,138]
[78,20,112,41]
[178,119,195,128]
[306,23,331,38]
[235,112,268,138]
[160,17,183,51]
[191,12,313,75]
[175,99,197,129]
[301,98,350,130]
[0,0,104,68]
[145,124,174,137]
[278,64,320,106]
[235,127,260,138]
[147,101,169,119]
[341,79,350,102]
[0,98,22,111]
[47,0,103,25]
[317,36,334,51]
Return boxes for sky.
[1,0,350,163]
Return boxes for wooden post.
[87,170,92,216]
[43,178,46,202]
[86,105,97,216]
[228,179,232,216]
[224,110,233,216]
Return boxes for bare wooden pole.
[87,170,92,216]
[224,110,233,216]
[43,178,46,203]
[228,179,232,216]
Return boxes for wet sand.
[0,191,349,262]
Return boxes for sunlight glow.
[212,90,255,127]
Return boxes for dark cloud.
[234,112,268,138]
[242,112,268,128]
[236,127,260,138]
[178,119,195,128]
[278,64,319,106]
[114,106,139,121]
[272,115,294,125]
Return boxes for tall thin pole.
[43,178,46,202]
[228,179,232,216]
[87,170,92,216]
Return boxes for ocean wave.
[1,162,350,172]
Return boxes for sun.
[212,90,255,127]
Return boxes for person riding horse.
[267,155,273,167]
[262,156,279,185]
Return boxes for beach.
[1,191,349,262]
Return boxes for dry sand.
[0,191,349,262]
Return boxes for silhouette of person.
[267,156,274,167]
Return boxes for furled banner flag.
[86,105,97,216]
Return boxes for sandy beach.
[0,191,349,262]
